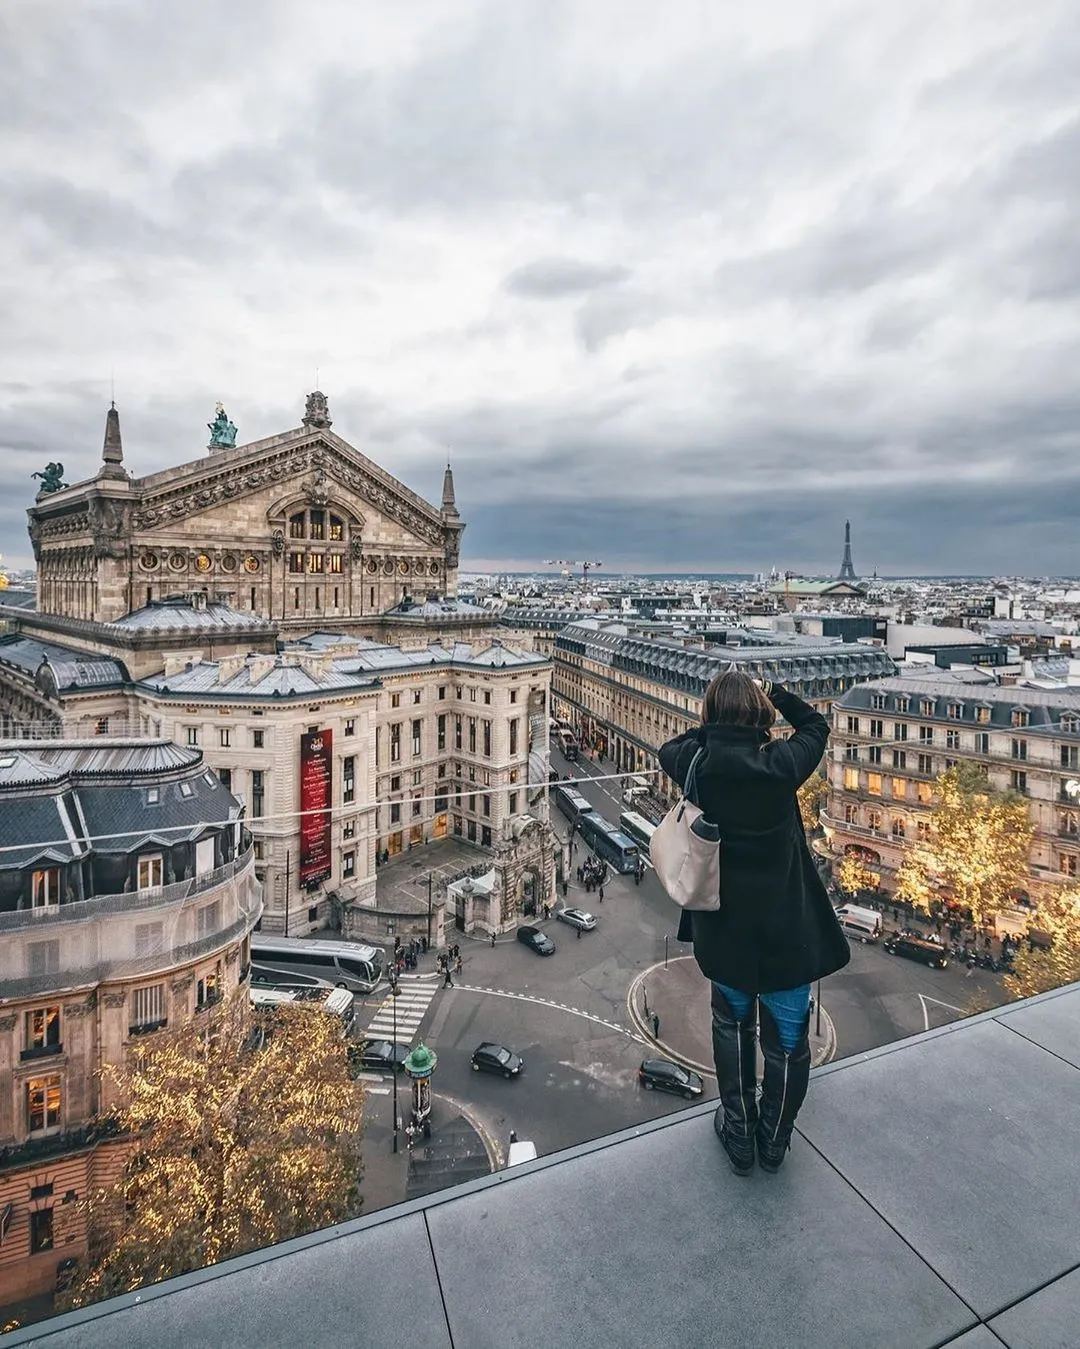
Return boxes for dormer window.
[1061,714,1079,735]
[947,703,963,720]
[920,699,935,717]
[976,706,991,724]
[1012,708,1030,728]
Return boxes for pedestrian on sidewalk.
[562,877,569,898]
[490,931,497,948]
[651,1012,660,1038]
[455,956,463,974]
[443,967,454,988]
[658,669,850,1178]
[576,925,581,940]
[598,884,604,903]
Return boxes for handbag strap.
[684,746,706,806]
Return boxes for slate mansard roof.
[0,634,129,692]
[140,639,548,701]
[0,740,240,871]
[109,599,278,636]
[836,672,1080,734]
[557,619,896,695]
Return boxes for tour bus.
[250,936,385,993]
[552,783,594,825]
[579,811,640,874]
[618,810,657,857]
[835,904,883,944]
[250,985,356,1032]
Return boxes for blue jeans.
[713,982,811,1054]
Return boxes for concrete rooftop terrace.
[11,982,1080,1349]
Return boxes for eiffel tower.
[837,520,858,581]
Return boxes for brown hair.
[701,668,776,730]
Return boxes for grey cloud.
[502,258,631,300]
[3,2,1080,576]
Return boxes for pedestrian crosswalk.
[362,980,440,1043]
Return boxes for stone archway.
[519,866,541,918]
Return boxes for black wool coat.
[657,685,850,994]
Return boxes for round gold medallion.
[244,555,260,573]
[195,553,212,573]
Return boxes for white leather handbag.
[650,747,722,912]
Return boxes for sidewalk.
[357,1080,499,1215]
[628,956,835,1077]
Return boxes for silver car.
[555,907,597,932]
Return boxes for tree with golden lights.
[1004,886,1080,1000]
[836,852,876,897]
[896,762,1033,926]
[797,771,828,832]
[60,992,363,1311]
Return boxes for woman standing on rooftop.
[658,668,850,1175]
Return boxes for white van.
[836,904,883,944]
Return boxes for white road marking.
[363,980,440,1041]
[917,993,966,1032]
[364,1086,393,1096]
[453,983,640,1038]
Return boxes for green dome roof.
[403,1042,438,1076]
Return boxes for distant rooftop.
[14,982,1080,1349]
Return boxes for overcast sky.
[3,0,1079,577]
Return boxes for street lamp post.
[427,871,433,947]
[389,969,400,1153]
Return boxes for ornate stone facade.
[27,395,466,633]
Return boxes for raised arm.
[764,682,830,786]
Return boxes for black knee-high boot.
[756,1004,811,1173]
[710,987,758,1176]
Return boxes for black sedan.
[471,1042,524,1079]
[517,925,556,955]
[883,934,949,969]
[352,1039,410,1073]
[638,1059,705,1100]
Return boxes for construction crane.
[544,560,603,581]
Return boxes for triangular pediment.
[130,427,446,546]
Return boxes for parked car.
[883,934,949,969]
[352,1039,409,1073]
[555,907,597,932]
[638,1059,705,1099]
[517,925,556,956]
[471,1042,524,1078]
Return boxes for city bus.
[552,783,594,825]
[249,985,356,1032]
[250,936,385,993]
[579,812,640,874]
[618,810,657,857]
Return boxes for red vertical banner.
[299,729,333,887]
